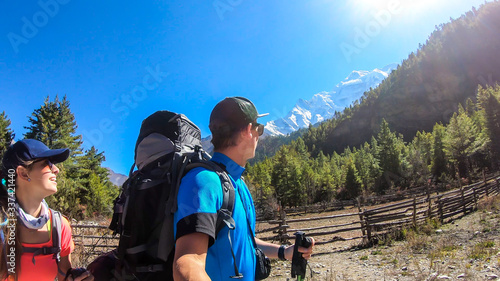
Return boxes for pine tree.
[24,95,83,154]
[247,160,273,201]
[404,141,428,187]
[376,119,403,193]
[402,131,433,186]
[342,160,362,199]
[312,151,337,203]
[431,123,448,180]
[24,95,84,217]
[24,95,116,218]
[300,163,316,205]
[271,146,303,207]
[0,112,15,157]
[477,85,500,169]
[443,105,486,179]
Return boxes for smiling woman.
[0,139,94,281]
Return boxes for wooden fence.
[71,176,500,261]
[256,176,500,245]
[71,223,119,265]
[278,173,497,218]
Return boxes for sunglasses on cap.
[252,122,264,136]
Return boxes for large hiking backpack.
[108,111,236,281]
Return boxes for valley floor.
[266,196,500,281]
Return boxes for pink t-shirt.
[7,212,75,281]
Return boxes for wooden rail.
[71,176,500,259]
[258,176,500,245]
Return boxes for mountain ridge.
[265,64,397,136]
[302,1,500,156]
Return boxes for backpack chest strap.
[22,246,60,265]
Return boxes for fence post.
[461,187,466,215]
[362,207,372,243]
[412,197,417,228]
[82,227,85,252]
[438,197,443,224]
[486,180,490,197]
[473,187,478,211]
[427,181,432,219]
[357,199,367,242]
[497,178,500,194]
[278,203,288,244]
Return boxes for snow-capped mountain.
[265,63,398,136]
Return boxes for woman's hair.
[0,155,35,281]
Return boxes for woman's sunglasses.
[33,159,55,171]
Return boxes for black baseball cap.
[209,97,268,133]
[2,139,70,172]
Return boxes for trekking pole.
[291,231,313,281]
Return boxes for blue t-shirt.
[174,152,256,281]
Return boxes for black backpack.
[108,111,236,281]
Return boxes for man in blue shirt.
[173,97,314,280]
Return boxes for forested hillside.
[305,1,500,156]
[247,1,500,210]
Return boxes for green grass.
[428,240,461,259]
[468,240,496,260]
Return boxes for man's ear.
[241,123,253,139]
[16,166,30,181]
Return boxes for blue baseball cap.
[2,139,70,172]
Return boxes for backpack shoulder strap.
[185,160,243,278]
[51,209,62,264]
[184,160,236,237]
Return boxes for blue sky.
[0,0,486,175]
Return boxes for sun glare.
[346,0,445,21]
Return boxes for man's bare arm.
[173,232,212,281]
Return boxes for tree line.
[252,1,500,167]
[0,95,118,220]
[291,1,500,158]
[246,85,500,210]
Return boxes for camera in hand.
[65,267,87,280]
[291,231,312,280]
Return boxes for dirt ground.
[262,197,500,281]
[73,194,500,280]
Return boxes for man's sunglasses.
[252,122,265,136]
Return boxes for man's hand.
[285,236,315,260]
